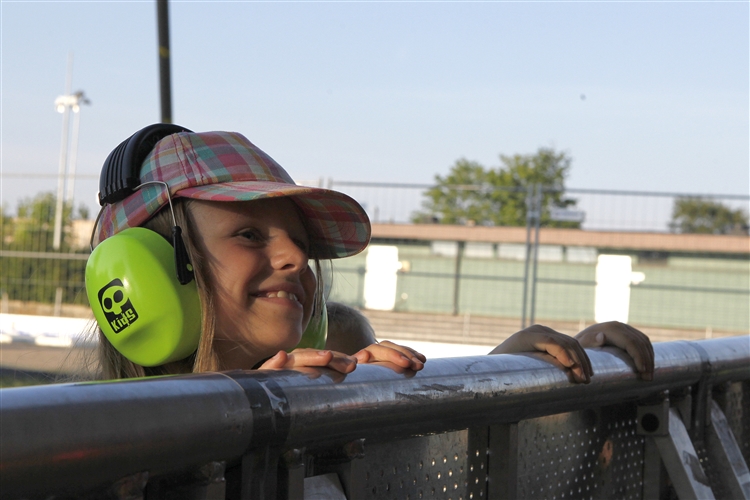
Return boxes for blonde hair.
[96,198,326,379]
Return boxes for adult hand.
[489,325,593,383]
[258,348,358,374]
[353,340,426,371]
[575,321,654,381]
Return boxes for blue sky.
[1,1,748,216]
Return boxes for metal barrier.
[2,337,749,499]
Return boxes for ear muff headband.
[98,123,192,205]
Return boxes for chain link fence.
[316,180,749,339]
[1,174,748,341]
[1,172,97,317]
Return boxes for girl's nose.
[269,233,309,272]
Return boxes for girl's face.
[189,197,317,369]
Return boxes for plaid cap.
[93,130,371,259]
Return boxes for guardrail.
[1,337,749,499]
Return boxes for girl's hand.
[353,340,427,371]
[258,348,358,374]
[575,321,654,381]
[489,326,593,383]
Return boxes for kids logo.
[97,279,139,333]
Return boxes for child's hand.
[489,326,593,383]
[575,321,654,381]
[258,349,358,374]
[353,341,426,371]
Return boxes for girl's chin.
[269,329,305,352]
[214,325,303,354]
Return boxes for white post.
[363,245,400,311]
[54,287,63,317]
[595,255,634,323]
[53,53,89,250]
[65,106,81,204]
[53,53,73,250]
[53,108,71,250]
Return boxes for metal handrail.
[1,336,748,497]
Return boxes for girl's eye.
[294,239,310,256]
[238,229,263,242]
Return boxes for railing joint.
[637,393,670,437]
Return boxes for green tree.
[413,147,579,227]
[75,203,90,221]
[12,192,73,251]
[669,197,749,235]
[1,192,88,305]
[0,204,13,248]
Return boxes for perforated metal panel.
[722,380,750,465]
[702,380,750,499]
[360,428,488,499]
[515,405,645,500]
[694,434,728,499]
[354,405,649,500]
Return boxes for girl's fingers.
[492,326,593,384]
[620,326,654,380]
[354,342,426,371]
[257,350,289,370]
[538,338,593,383]
[259,349,358,374]
[576,322,655,381]
[626,323,655,366]
[378,341,428,363]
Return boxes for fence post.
[357,266,366,309]
[487,423,518,499]
[521,184,542,328]
[278,448,305,500]
[54,287,63,317]
[452,241,465,316]
[240,445,281,499]
[529,184,542,326]
[521,185,534,329]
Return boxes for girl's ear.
[292,301,328,350]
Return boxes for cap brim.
[177,181,371,260]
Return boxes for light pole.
[63,91,90,204]
[157,0,172,123]
[52,54,90,251]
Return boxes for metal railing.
[2,336,748,499]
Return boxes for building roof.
[371,223,750,254]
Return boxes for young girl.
[89,126,653,382]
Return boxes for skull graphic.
[96,278,139,333]
[100,284,128,315]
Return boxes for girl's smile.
[189,197,316,369]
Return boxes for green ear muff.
[85,227,202,367]
[293,301,328,350]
